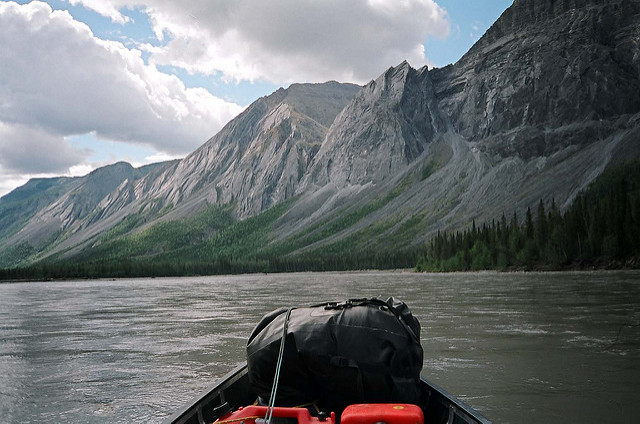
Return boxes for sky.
[0,0,512,197]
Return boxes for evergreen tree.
[535,199,548,253]
[525,207,534,239]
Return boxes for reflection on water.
[0,271,639,423]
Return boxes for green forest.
[417,161,640,272]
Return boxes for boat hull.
[164,363,491,424]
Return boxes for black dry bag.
[246,297,423,411]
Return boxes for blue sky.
[0,0,512,196]
[426,0,512,67]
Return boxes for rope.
[265,307,293,424]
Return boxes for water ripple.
[0,271,639,424]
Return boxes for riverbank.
[0,266,420,283]
[3,256,640,283]
[485,255,640,273]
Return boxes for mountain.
[0,161,169,267]
[302,61,446,189]
[433,0,640,158]
[0,82,361,265]
[128,81,361,220]
[0,177,74,243]
[1,0,639,271]
[275,0,640,254]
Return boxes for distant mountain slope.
[132,81,361,220]
[0,176,74,242]
[0,161,169,266]
[0,82,361,265]
[1,0,639,271]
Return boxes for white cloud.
[66,0,450,84]
[144,151,184,163]
[0,121,100,197]
[0,1,243,156]
[68,163,98,177]
[0,122,90,174]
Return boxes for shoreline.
[418,255,640,274]
[1,264,639,284]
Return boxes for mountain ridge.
[1,0,639,269]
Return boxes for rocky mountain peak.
[301,61,443,189]
[277,81,362,128]
[365,60,421,105]
[467,0,639,59]
[432,0,640,158]
[105,81,362,220]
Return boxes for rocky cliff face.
[129,81,361,219]
[301,62,447,189]
[432,0,640,159]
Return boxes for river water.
[0,271,639,423]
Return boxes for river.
[0,271,639,423]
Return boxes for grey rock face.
[302,61,446,189]
[431,0,640,159]
[134,81,361,218]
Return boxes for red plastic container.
[215,405,335,424]
[340,404,424,424]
